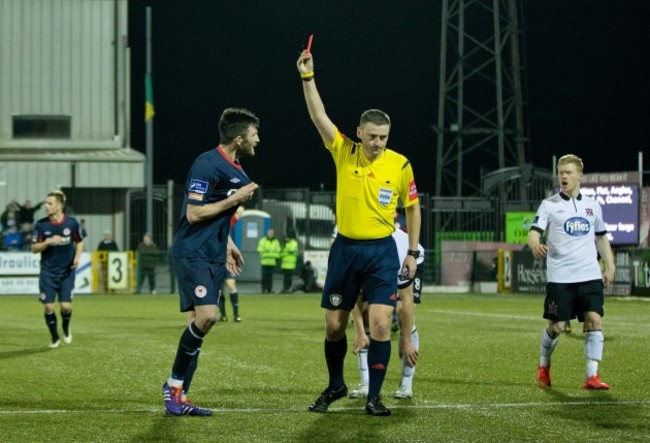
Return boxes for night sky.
[128,1,649,195]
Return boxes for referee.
[297,49,422,416]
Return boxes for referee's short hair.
[360,109,391,128]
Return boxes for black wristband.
[407,249,420,258]
[301,76,314,82]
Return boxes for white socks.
[585,330,604,378]
[539,328,559,367]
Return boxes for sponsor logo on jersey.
[564,217,590,236]
[378,188,393,207]
[189,179,208,194]
[408,180,418,201]
[194,285,207,298]
[329,293,342,306]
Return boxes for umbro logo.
[389,293,397,301]
[230,178,241,183]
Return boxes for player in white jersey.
[528,154,615,390]
[350,227,425,399]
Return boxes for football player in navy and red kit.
[31,190,84,348]
[528,154,615,390]
[162,108,260,416]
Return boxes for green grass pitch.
[1,292,648,442]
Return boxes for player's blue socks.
[171,322,205,380]
[230,292,239,318]
[368,339,391,399]
[182,348,201,395]
[61,309,72,337]
[325,336,347,390]
[44,312,59,341]
[218,296,226,317]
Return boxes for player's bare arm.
[397,286,418,367]
[226,236,244,276]
[527,230,547,259]
[31,235,63,254]
[404,203,421,279]
[297,50,335,145]
[596,234,616,286]
[71,240,84,269]
[186,183,258,224]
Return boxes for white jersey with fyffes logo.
[530,192,606,283]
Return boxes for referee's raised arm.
[297,50,335,146]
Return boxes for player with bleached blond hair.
[528,154,615,390]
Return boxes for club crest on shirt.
[63,228,70,236]
[378,188,393,207]
[329,293,342,306]
[194,285,207,298]
[546,302,558,316]
[585,208,593,217]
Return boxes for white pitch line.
[427,309,539,320]
[1,400,648,415]
[428,309,644,327]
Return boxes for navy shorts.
[543,280,604,322]
[39,270,75,304]
[398,265,423,305]
[173,256,226,312]
[322,234,399,311]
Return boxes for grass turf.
[0,292,648,442]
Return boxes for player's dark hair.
[360,109,391,128]
[47,190,66,207]
[219,108,260,144]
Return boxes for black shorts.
[39,270,75,304]
[543,280,604,322]
[322,234,399,311]
[397,265,423,304]
[173,256,225,312]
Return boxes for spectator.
[1,202,19,231]
[79,219,89,242]
[257,228,281,293]
[2,225,22,251]
[13,199,45,225]
[136,232,160,294]
[280,230,299,293]
[298,260,319,292]
[20,222,34,251]
[97,231,119,251]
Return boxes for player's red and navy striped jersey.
[32,215,83,274]
[172,146,251,261]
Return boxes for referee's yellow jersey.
[326,126,419,240]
